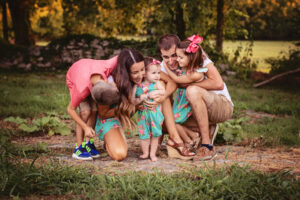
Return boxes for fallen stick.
[253,68,300,88]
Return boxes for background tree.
[7,0,34,45]
[1,0,8,41]
[216,0,225,52]
[31,0,64,40]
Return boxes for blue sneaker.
[85,139,100,158]
[72,143,93,160]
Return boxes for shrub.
[266,43,300,75]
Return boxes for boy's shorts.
[78,95,97,113]
[95,115,121,141]
[207,93,233,124]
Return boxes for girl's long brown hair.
[112,49,144,130]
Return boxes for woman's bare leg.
[182,126,199,140]
[104,128,128,161]
[162,98,183,144]
[175,124,193,144]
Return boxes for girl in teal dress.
[164,37,208,150]
[131,57,165,162]
[172,68,207,124]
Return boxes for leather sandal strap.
[168,138,193,157]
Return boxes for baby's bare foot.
[150,155,157,162]
[139,154,149,159]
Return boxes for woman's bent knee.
[104,128,128,161]
[107,144,128,161]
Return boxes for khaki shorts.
[182,92,233,129]
[207,92,233,124]
[78,95,97,113]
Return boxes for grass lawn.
[0,71,299,145]
[0,71,300,198]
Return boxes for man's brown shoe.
[193,146,217,161]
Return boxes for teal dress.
[95,104,121,141]
[136,82,164,140]
[172,67,208,124]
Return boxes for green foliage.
[3,116,27,124]
[238,0,300,40]
[4,116,71,136]
[216,117,248,144]
[228,41,257,79]
[266,44,300,75]
[224,8,249,40]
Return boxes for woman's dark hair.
[112,49,144,130]
[178,40,204,72]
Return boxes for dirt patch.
[12,133,300,178]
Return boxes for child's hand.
[148,90,165,99]
[139,94,148,101]
[84,126,96,138]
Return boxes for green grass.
[0,72,300,199]
[1,71,299,146]
[223,40,299,73]
[227,78,300,146]
[0,72,69,118]
[1,133,300,199]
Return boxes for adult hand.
[143,95,165,110]
[143,100,158,110]
[140,94,148,101]
[84,126,96,138]
[148,91,162,100]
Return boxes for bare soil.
[12,133,300,178]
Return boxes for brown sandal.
[192,137,200,149]
[166,138,195,160]
[185,142,194,151]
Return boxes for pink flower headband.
[152,59,161,65]
[185,34,203,53]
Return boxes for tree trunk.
[1,0,8,41]
[175,1,185,40]
[216,0,224,52]
[7,0,34,46]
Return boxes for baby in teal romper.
[131,57,165,162]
